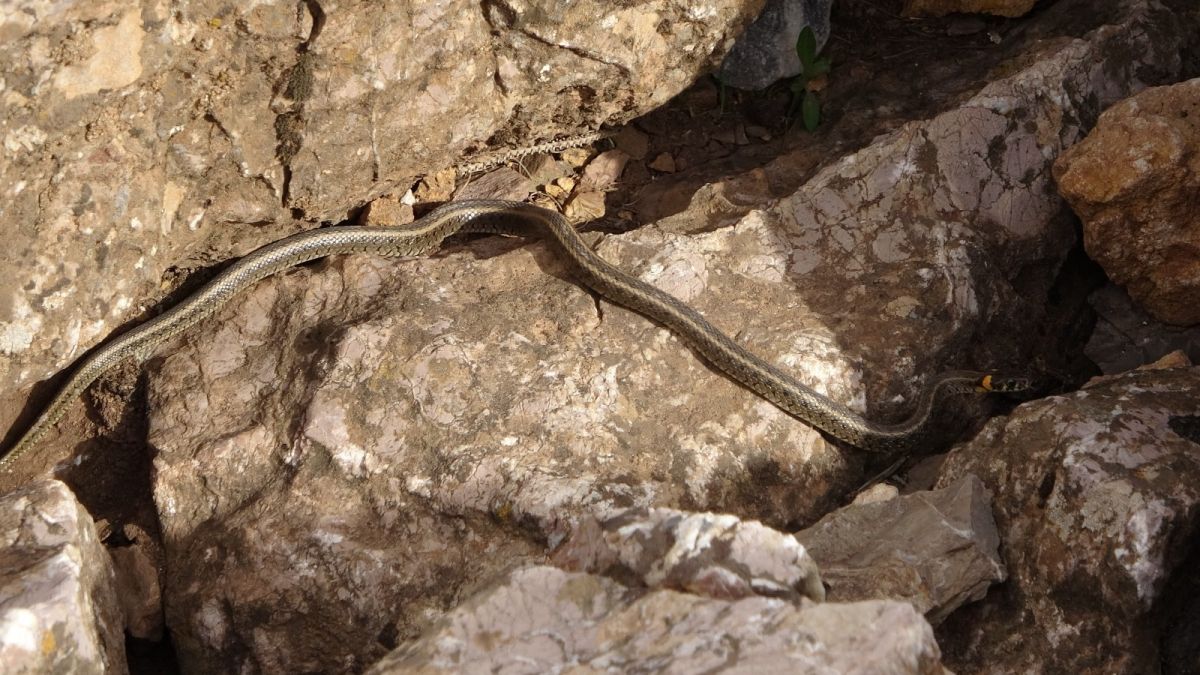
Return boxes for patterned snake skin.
[0,199,1031,470]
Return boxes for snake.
[0,199,1031,471]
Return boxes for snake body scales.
[0,199,1029,470]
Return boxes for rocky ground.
[2,0,1200,673]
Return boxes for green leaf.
[789,78,807,94]
[802,91,821,131]
[796,26,817,68]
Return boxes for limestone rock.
[1055,78,1200,326]
[935,367,1200,673]
[367,566,948,674]
[0,480,127,674]
[718,0,835,91]
[0,0,765,453]
[553,507,825,602]
[796,474,1004,624]
[137,3,1190,670]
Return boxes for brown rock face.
[368,566,948,674]
[936,367,1200,674]
[1055,78,1200,326]
[0,0,764,445]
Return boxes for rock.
[935,367,1200,673]
[0,0,765,451]
[1084,284,1200,374]
[852,482,901,505]
[109,531,164,641]
[414,169,457,203]
[451,168,535,202]
[552,507,824,602]
[648,152,677,172]
[1055,78,1200,326]
[136,3,1190,670]
[579,150,630,192]
[367,566,948,674]
[718,0,835,91]
[796,475,1004,624]
[0,480,128,674]
[359,194,415,227]
[563,190,607,222]
[902,0,1036,17]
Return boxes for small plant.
[788,26,832,132]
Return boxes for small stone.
[564,191,606,223]
[360,194,414,226]
[580,149,629,191]
[745,125,772,141]
[560,147,591,168]
[851,483,899,505]
[528,192,561,212]
[555,176,577,193]
[414,168,456,202]
[648,152,676,173]
[1143,350,1193,369]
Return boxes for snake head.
[978,373,1037,396]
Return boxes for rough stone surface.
[935,367,1200,674]
[902,0,1037,17]
[552,507,825,602]
[796,474,1005,624]
[1085,284,1200,374]
[367,565,948,675]
[0,480,127,674]
[138,3,1189,671]
[1055,78,1200,326]
[0,0,765,450]
[110,540,163,641]
[718,0,834,90]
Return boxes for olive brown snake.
[0,197,1030,471]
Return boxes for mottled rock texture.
[553,507,825,602]
[0,0,764,447]
[0,480,127,674]
[1055,78,1200,326]
[368,566,949,674]
[796,474,1004,624]
[935,367,1200,674]
[718,0,834,90]
[136,2,1188,671]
